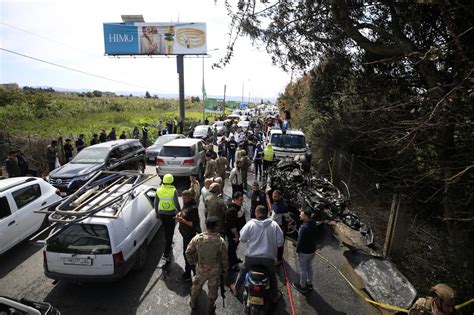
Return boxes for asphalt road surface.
[0,166,378,314]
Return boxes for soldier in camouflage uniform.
[204,183,227,235]
[186,216,228,314]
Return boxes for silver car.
[146,134,185,163]
[155,138,206,179]
[193,125,211,139]
[212,121,227,136]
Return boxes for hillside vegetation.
[0,89,204,141]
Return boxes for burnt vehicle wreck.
[266,160,374,249]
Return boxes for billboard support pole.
[223,85,226,117]
[177,55,185,133]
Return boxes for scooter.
[243,265,271,315]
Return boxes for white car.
[0,177,61,255]
[237,120,250,131]
[43,182,161,281]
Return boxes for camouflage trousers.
[190,265,222,313]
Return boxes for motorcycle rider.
[230,205,284,303]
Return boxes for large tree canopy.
[220,0,473,297]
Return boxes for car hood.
[49,163,104,178]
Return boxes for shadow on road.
[43,228,166,314]
[0,240,42,279]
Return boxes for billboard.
[204,98,224,114]
[103,22,207,55]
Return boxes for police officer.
[263,143,275,178]
[204,183,227,236]
[155,173,181,262]
[409,283,456,315]
[186,216,228,314]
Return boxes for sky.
[0,0,292,100]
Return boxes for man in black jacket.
[292,208,318,294]
[176,190,201,282]
[250,182,266,219]
[5,151,21,178]
[225,192,244,271]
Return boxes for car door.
[106,148,121,170]
[11,183,44,240]
[117,144,133,170]
[0,195,20,254]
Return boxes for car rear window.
[160,146,194,157]
[271,134,306,149]
[47,224,111,254]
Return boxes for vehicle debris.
[266,160,374,248]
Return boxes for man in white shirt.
[229,160,243,196]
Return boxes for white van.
[43,182,160,281]
[268,129,307,161]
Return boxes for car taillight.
[183,159,195,165]
[43,250,48,271]
[251,285,262,292]
[156,158,165,165]
[113,251,125,265]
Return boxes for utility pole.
[177,55,185,133]
[202,56,205,121]
[241,80,244,103]
[223,84,227,116]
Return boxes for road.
[0,166,378,314]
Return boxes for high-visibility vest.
[156,185,177,211]
[263,146,274,161]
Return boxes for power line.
[0,47,173,93]
[0,21,98,57]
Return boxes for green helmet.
[163,174,174,184]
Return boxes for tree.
[92,90,102,97]
[226,1,473,297]
[145,91,151,98]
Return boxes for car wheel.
[133,244,147,271]
[137,162,145,174]
[286,213,299,238]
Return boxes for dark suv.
[47,139,146,195]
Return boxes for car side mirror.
[108,158,118,165]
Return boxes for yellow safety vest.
[157,185,177,211]
[263,146,274,161]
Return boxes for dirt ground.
[351,195,474,312]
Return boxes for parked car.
[192,125,211,139]
[237,120,250,131]
[211,121,227,136]
[43,182,160,282]
[0,177,61,255]
[268,129,307,161]
[0,296,60,314]
[155,138,206,179]
[47,140,146,195]
[146,134,185,164]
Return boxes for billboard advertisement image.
[103,22,207,55]
[204,98,224,114]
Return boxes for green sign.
[204,98,224,113]
[226,101,240,110]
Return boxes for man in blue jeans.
[292,208,318,294]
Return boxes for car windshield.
[271,134,306,149]
[160,146,194,157]
[47,224,111,254]
[194,126,209,131]
[154,136,177,146]
[70,148,109,164]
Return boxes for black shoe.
[307,283,314,291]
[162,254,172,262]
[291,282,308,294]
[176,273,192,283]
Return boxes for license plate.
[63,257,92,266]
[167,161,181,165]
[249,296,264,305]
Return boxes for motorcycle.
[243,265,271,315]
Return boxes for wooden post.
[384,194,409,262]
